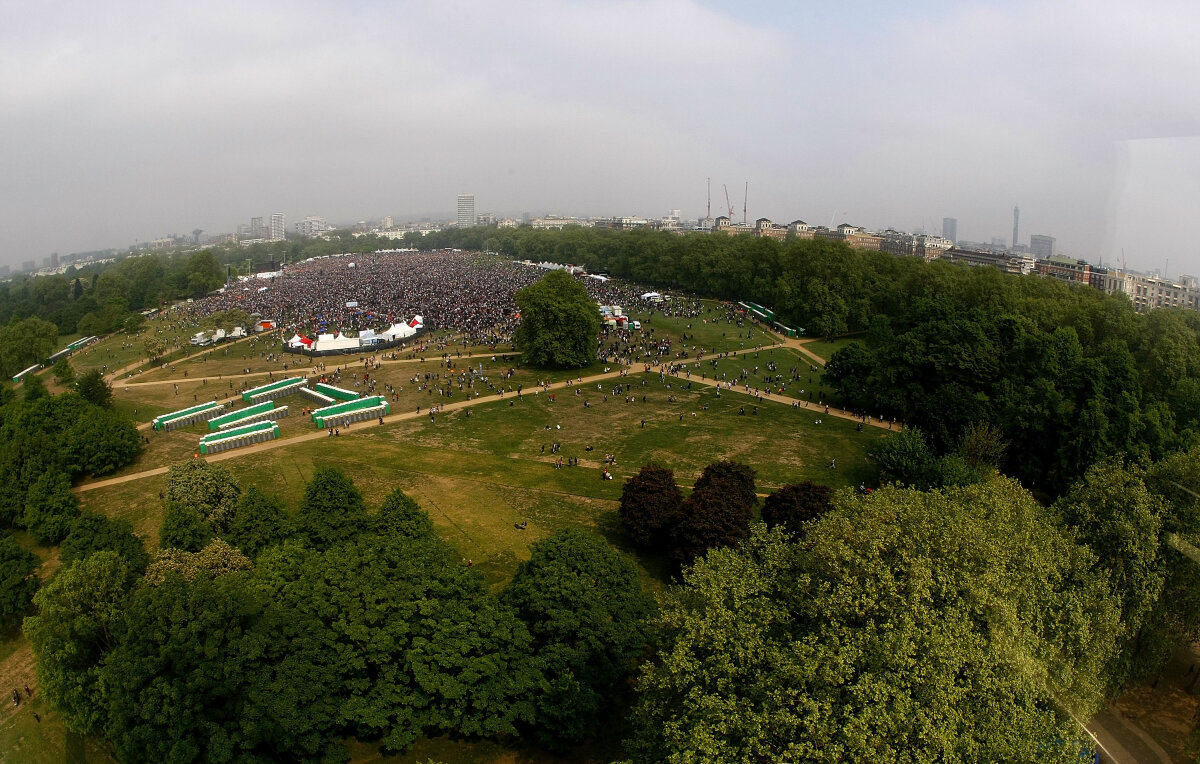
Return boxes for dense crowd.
[185,251,660,347]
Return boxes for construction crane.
[706,177,712,226]
[723,184,735,219]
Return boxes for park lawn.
[619,300,777,357]
[83,371,881,574]
[68,317,202,376]
[800,335,864,364]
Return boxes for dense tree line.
[0,376,140,535]
[27,463,655,761]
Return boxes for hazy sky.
[3,0,1199,274]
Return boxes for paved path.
[1087,707,1176,763]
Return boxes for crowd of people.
[185,251,661,350]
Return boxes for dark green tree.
[0,532,38,628]
[25,551,131,734]
[23,469,80,544]
[513,270,601,368]
[224,485,294,558]
[60,513,149,582]
[51,357,75,385]
[159,501,213,552]
[376,487,433,539]
[760,481,833,536]
[183,250,225,297]
[618,463,682,549]
[64,406,141,476]
[249,533,540,755]
[74,368,112,408]
[0,316,58,379]
[298,467,369,549]
[868,426,941,489]
[502,529,655,750]
[101,570,260,761]
[22,372,49,403]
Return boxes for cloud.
[1,0,1197,274]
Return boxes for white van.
[631,320,642,330]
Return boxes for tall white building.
[457,194,475,228]
[269,213,286,241]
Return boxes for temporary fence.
[311,396,390,429]
[313,382,359,401]
[208,401,275,431]
[216,405,289,430]
[153,402,225,432]
[241,377,306,403]
[299,387,335,405]
[198,420,280,454]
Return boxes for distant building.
[594,216,650,230]
[457,194,476,227]
[531,216,588,230]
[381,216,394,230]
[295,216,331,238]
[250,217,264,238]
[1035,254,1088,284]
[0,264,9,278]
[943,247,1036,275]
[1012,205,1020,251]
[882,231,952,262]
[815,223,882,251]
[942,217,957,244]
[269,213,286,241]
[22,260,35,272]
[1030,234,1055,258]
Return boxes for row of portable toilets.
[198,421,280,454]
[149,377,391,455]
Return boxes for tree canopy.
[629,480,1117,763]
[513,270,601,368]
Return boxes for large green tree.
[298,466,370,548]
[163,459,242,533]
[1054,460,1166,690]
[513,270,600,368]
[629,480,1118,763]
[101,569,261,762]
[73,368,112,408]
[0,316,57,378]
[223,485,294,558]
[23,469,80,544]
[25,551,132,734]
[0,532,38,629]
[502,529,655,750]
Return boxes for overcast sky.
[3,0,1198,275]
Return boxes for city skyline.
[2,1,1198,274]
